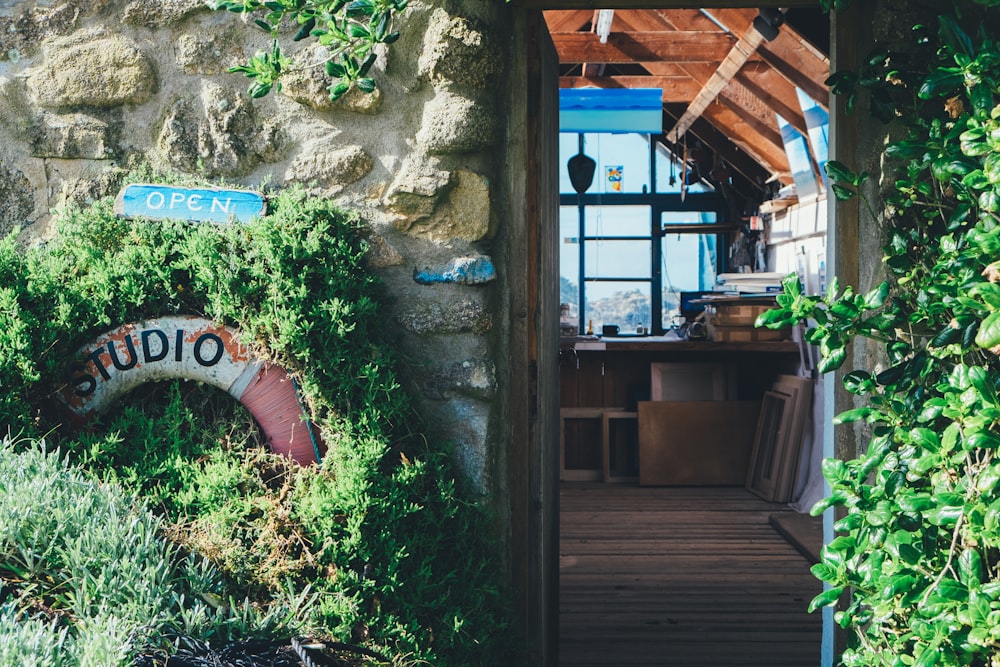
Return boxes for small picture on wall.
[605,165,623,192]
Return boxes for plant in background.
[0,179,515,665]
[212,0,407,100]
[0,437,299,666]
[759,6,1000,665]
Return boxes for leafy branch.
[211,0,406,101]
[758,7,1000,666]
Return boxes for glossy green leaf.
[834,407,875,424]
[938,14,975,59]
[960,548,983,586]
[831,183,857,201]
[808,585,845,613]
[898,493,935,512]
[843,370,875,394]
[964,431,1000,450]
[909,427,941,450]
[918,68,964,98]
[976,311,1000,349]
[862,281,889,309]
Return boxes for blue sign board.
[115,184,266,223]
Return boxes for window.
[560,133,728,334]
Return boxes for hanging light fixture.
[567,134,596,195]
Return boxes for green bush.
[0,181,514,665]
[761,5,1000,666]
[0,437,297,666]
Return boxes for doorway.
[529,4,833,666]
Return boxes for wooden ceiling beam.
[559,75,705,102]
[733,71,808,136]
[542,9,593,33]
[550,31,737,64]
[702,7,830,108]
[660,105,771,191]
[660,59,808,139]
[700,103,790,178]
[664,18,766,143]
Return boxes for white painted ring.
[56,315,323,464]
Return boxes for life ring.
[55,315,323,464]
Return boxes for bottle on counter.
[586,319,593,335]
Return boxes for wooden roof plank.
[550,31,737,64]
[659,106,771,190]
[702,7,830,108]
[664,18,766,143]
[700,104,790,177]
[542,9,593,34]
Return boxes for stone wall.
[0,0,511,491]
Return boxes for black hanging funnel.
[567,134,596,195]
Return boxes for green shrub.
[0,180,513,665]
[762,6,1000,665]
[0,437,300,665]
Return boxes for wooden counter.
[558,334,803,484]
[560,334,800,354]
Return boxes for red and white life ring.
[56,315,323,464]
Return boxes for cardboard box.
[708,323,790,343]
[710,302,777,327]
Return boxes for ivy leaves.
[762,7,1000,665]
[211,0,407,101]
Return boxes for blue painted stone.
[115,184,266,223]
[414,255,496,285]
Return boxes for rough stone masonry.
[0,0,511,491]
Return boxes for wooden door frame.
[506,3,866,666]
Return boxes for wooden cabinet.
[559,338,799,484]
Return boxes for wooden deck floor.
[559,484,822,666]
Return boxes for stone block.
[31,112,121,160]
[175,32,244,75]
[395,298,493,335]
[415,90,496,155]
[422,358,497,401]
[0,161,36,237]
[284,144,373,190]
[281,47,385,115]
[403,169,491,242]
[27,32,156,109]
[384,155,453,222]
[417,10,502,90]
[123,0,207,27]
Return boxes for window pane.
[560,206,581,329]
[655,143,714,194]
[585,281,651,333]
[559,132,651,194]
[660,210,718,226]
[778,114,819,201]
[585,205,650,237]
[585,239,651,279]
[661,233,718,323]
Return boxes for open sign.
[115,184,266,223]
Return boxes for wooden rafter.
[549,31,738,64]
[544,6,828,193]
[664,17,766,143]
[703,7,830,108]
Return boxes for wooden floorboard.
[559,483,822,666]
